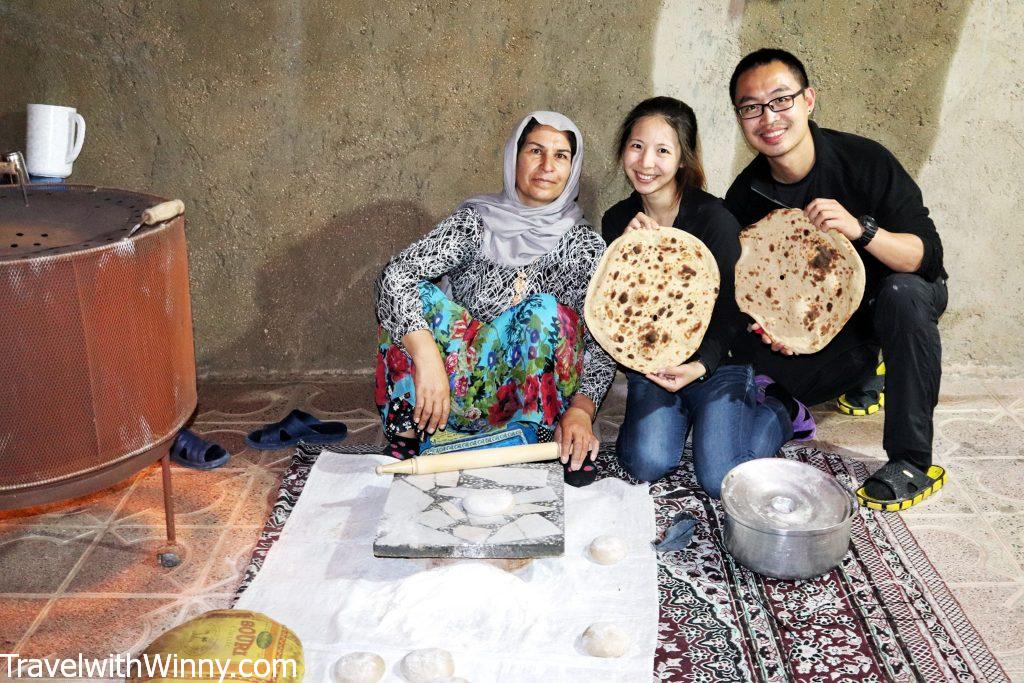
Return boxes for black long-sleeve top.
[601,185,745,376]
[724,121,947,302]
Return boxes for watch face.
[857,216,877,245]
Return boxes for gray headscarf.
[461,111,586,267]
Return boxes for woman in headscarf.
[374,112,615,486]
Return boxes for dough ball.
[332,651,385,683]
[581,622,632,658]
[400,648,455,683]
[588,534,627,565]
[462,490,515,517]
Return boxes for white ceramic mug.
[25,103,86,178]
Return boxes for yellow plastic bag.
[129,609,304,682]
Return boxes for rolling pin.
[127,199,185,237]
[375,442,560,475]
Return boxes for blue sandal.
[169,429,231,470]
[245,409,348,450]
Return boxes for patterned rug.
[236,443,1008,682]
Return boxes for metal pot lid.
[720,459,854,534]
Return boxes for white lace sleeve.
[374,208,481,340]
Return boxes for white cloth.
[235,451,659,682]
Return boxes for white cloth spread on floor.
[235,451,658,681]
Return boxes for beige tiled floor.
[1,373,1022,680]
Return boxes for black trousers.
[736,273,948,468]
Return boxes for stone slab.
[374,462,564,558]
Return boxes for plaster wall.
[654,0,1024,372]
[1,0,1020,375]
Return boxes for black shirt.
[769,173,813,210]
[725,121,947,297]
[602,185,745,375]
[724,121,947,357]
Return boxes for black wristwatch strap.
[856,215,878,247]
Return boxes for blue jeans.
[616,364,791,498]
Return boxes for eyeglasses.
[734,88,807,120]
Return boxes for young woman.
[374,111,615,485]
[602,97,813,497]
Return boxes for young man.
[724,48,948,510]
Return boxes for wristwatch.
[691,355,708,383]
[856,215,878,247]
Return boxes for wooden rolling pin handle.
[141,199,185,225]
[375,441,560,475]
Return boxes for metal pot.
[720,459,856,580]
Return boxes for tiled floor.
[0,373,1022,680]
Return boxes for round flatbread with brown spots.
[585,227,719,373]
[735,208,865,354]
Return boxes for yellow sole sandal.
[856,461,946,512]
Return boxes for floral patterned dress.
[376,282,584,441]
[374,207,615,445]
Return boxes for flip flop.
[837,361,886,416]
[245,409,348,450]
[169,429,230,470]
[856,459,946,512]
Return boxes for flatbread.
[734,208,865,354]
[585,227,719,373]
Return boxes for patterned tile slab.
[983,377,1024,413]
[173,592,235,624]
[192,526,262,595]
[65,525,224,595]
[194,382,320,423]
[899,476,979,516]
[0,598,49,651]
[0,527,97,594]
[953,458,1024,515]
[988,514,1024,570]
[935,413,1024,460]
[937,375,1005,411]
[113,467,252,527]
[807,411,886,467]
[902,514,1022,582]
[945,584,1024,675]
[305,380,377,416]
[227,469,284,528]
[339,418,385,445]
[18,597,181,659]
[811,409,1011,466]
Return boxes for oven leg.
[157,454,182,567]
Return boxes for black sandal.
[856,459,946,511]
